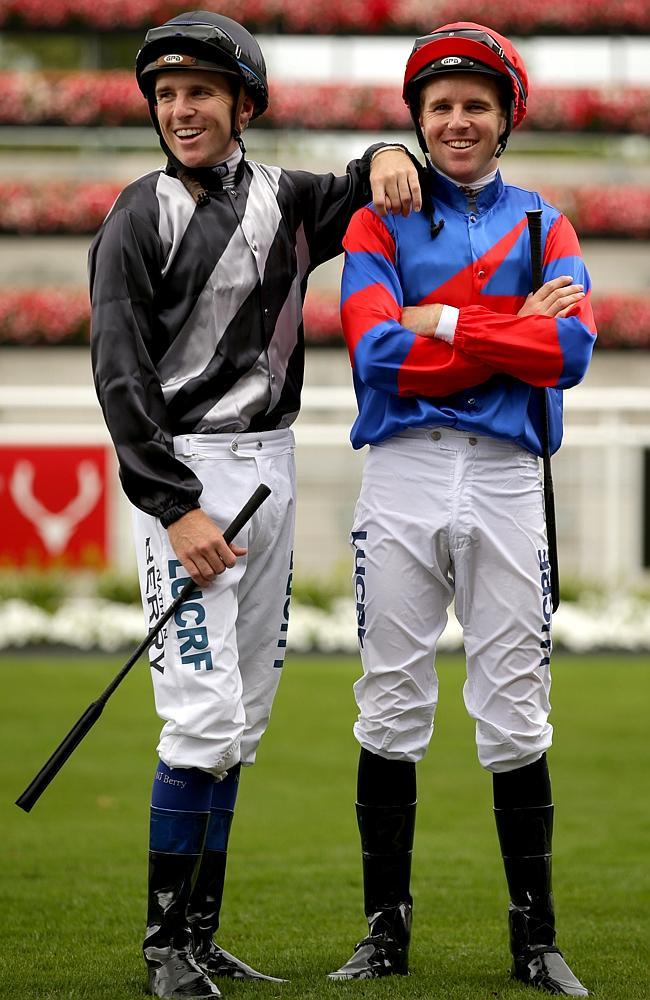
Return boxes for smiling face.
[418,73,507,184]
[154,69,253,169]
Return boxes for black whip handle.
[526,209,560,612]
[15,483,272,813]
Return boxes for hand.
[370,148,422,218]
[401,304,443,337]
[166,508,247,588]
[518,275,585,319]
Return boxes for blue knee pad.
[150,761,214,854]
[204,763,241,852]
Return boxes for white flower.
[0,599,50,648]
[1,593,649,654]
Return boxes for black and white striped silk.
[89,153,376,526]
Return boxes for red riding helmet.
[402,22,529,157]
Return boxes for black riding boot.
[144,851,221,999]
[188,847,286,982]
[187,765,286,983]
[494,756,588,997]
[329,749,416,980]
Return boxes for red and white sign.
[0,445,111,568]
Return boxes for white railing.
[1,384,648,581]
[2,384,650,445]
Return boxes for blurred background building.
[0,2,649,590]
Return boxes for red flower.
[0,288,649,348]
[0,181,122,233]
[1,72,648,133]
[2,0,650,32]
[0,289,90,345]
[1,180,648,239]
[542,186,650,239]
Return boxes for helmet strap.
[232,85,246,137]
[496,103,513,157]
[230,83,248,153]
[408,97,430,157]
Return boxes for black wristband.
[159,500,201,529]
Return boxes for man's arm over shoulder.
[283,144,421,270]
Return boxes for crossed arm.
[402,275,586,336]
[342,206,596,398]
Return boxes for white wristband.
[370,144,406,161]
[435,305,459,343]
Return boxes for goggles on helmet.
[142,21,243,62]
[402,23,528,157]
[406,27,527,111]
[136,15,268,118]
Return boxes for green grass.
[0,654,648,999]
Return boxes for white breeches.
[351,427,553,773]
[132,429,295,776]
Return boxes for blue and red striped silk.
[341,170,596,453]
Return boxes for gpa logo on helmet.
[441,56,463,66]
[163,54,184,64]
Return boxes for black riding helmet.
[136,10,269,145]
